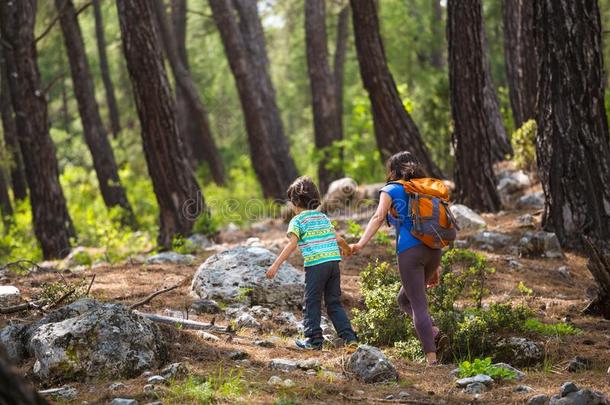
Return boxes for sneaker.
[295,338,323,351]
[343,337,359,348]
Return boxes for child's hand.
[350,243,362,254]
[340,244,352,257]
[266,265,279,279]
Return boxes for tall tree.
[305,0,343,193]
[447,0,501,212]
[209,0,292,200]
[502,0,537,129]
[534,0,610,248]
[232,0,299,186]
[350,0,443,178]
[117,0,203,247]
[152,0,225,185]
[333,5,349,136]
[0,166,12,224]
[55,0,135,225]
[0,349,49,405]
[0,49,27,201]
[0,0,75,259]
[429,0,445,69]
[92,0,121,137]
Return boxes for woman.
[351,151,442,365]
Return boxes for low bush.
[511,119,537,172]
[522,318,581,337]
[458,357,517,380]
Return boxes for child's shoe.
[295,338,323,350]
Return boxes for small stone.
[398,391,410,399]
[282,379,295,388]
[354,390,365,396]
[385,395,395,400]
[560,382,579,397]
[143,384,155,393]
[267,376,283,386]
[449,204,487,230]
[306,369,317,375]
[465,382,488,395]
[270,358,298,372]
[141,371,153,378]
[191,299,221,314]
[199,331,220,341]
[229,351,248,360]
[38,386,77,401]
[557,266,572,281]
[527,394,549,405]
[297,358,321,371]
[147,375,166,385]
[160,362,188,380]
[319,370,345,381]
[0,286,21,306]
[144,402,163,405]
[110,399,138,405]
[235,313,262,329]
[145,252,194,265]
[517,214,536,228]
[455,374,494,388]
[254,339,275,348]
[514,385,535,393]
[517,192,545,210]
[567,356,593,372]
[108,382,127,391]
[346,345,397,383]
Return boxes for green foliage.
[345,220,364,239]
[394,338,425,362]
[522,319,581,337]
[458,357,517,380]
[517,281,533,297]
[39,277,90,305]
[511,120,538,171]
[171,235,197,255]
[0,200,42,262]
[163,369,245,404]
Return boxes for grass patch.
[162,369,245,404]
[522,318,581,337]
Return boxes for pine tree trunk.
[482,31,512,161]
[430,0,445,69]
[0,49,27,201]
[582,237,610,319]
[0,168,12,225]
[0,349,48,405]
[305,0,343,193]
[209,0,289,200]
[116,0,203,248]
[534,0,610,249]
[92,0,121,137]
[232,0,299,187]
[0,0,75,259]
[56,0,135,226]
[447,0,501,212]
[334,5,349,138]
[502,0,537,129]
[350,0,443,178]
[151,0,225,185]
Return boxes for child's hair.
[386,151,426,182]
[287,176,321,210]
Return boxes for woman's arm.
[352,192,392,253]
[266,233,299,278]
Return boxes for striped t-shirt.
[287,210,341,268]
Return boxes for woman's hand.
[350,242,364,254]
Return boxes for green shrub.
[162,369,244,404]
[511,119,537,172]
[522,318,581,337]
[458,357,517,380]
[394,337,425,362]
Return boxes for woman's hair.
[286,176,321,210]
[385,151,426,182]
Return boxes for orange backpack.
[388,178,459,249]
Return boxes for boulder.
[145,252,195,265]
[321,177,359,211]
[29,302,165,381]
[472,231,513,250]
[455,374,494,388]
[519,231,563,258]
[497,170,531,194]
[517,192,545,210]
[566,356,593,373]
[191,299,221,314]
[190,246,304,309]
[560,382,579,397]
[358,183,386,201]
[449,204,487,231]
[0,323,28,363]
[347,345,397,383]
[0,285,21,306]
[549,389,608,405]
[494,337,543,367]
[528,395,550,405]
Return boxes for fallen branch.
[134,311,229,333]
[0,259,43,273]
[43,289,75,311]
[0,300,45,314]
[339,393,434,404]
[85,274,96,296]
[128,280,184,310]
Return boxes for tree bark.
[209,0,290,200]
[232,0,299,187]
[116,0,203,248]
[482,30,512,160]
[350,0,443,178]
[305,0,343,193]
[0,167,12,225]
[92,0,121,137]
[430,0,445,69]
[334,5,349,139]
[582,237,610,319]
[502,0,537,129]
[447,0,501,212]
[56,0,135,226]
[0,0,75,259]
[534,0,610,249]
[0,349,48,405]
[0,48,27,201]
[152,0,225,186]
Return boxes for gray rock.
[550,389,608,405]
[518,214,536,227]
[319,370,345,381]
[561,382,579,397]
[267,375,283,386]
[187,234,213,249]
[29,302,165,381]
[145,252,195,265]
[270,358,299,372]
[493,362,525,380]
[274,311,301,335]
[465,381,488,395]
[472,231,513,250]
[108,382,127,391]
[528,394,550,405]
[143,384,155,393]
[191,299,220,314]
[321,177,359,211]
[160,362,188,380]
[199,331,220,342]
[398,391,411,399]
[254,339,275,348]
[557,266,572,281]
[39,386,77,401]
[282,379,295,388]
[455,374,494,388]
[297,359,321,371]
[245,237,264,248]
[147,375,166,385]
[358,183,386,201]
[0,323,28,363]
[0,285,21,306]
[190,246,304,309]
[229,351,248,360]
[519,231,563,258]
[515,385,535,393]
[518,192,545,210]
[347,345,397,383]
[110,399,138,405]
[494,337,543,367]
[567,357,593,373]
[249,305,273,319]
[225,222,239,233]
[235,313,261,329]
[449,204,487,231]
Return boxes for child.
[266,176,358,350]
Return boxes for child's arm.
[351,192,392,253]
[335,232,352,257]
[266,233,298,279]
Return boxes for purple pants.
[397,244,442,354]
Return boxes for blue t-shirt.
[380,183,422,254]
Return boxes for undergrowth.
[457,357,517,380]
[162,369,245,404]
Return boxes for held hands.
[266,264,279,279]
[350,242,364,254]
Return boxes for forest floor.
[2,206,610,404]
